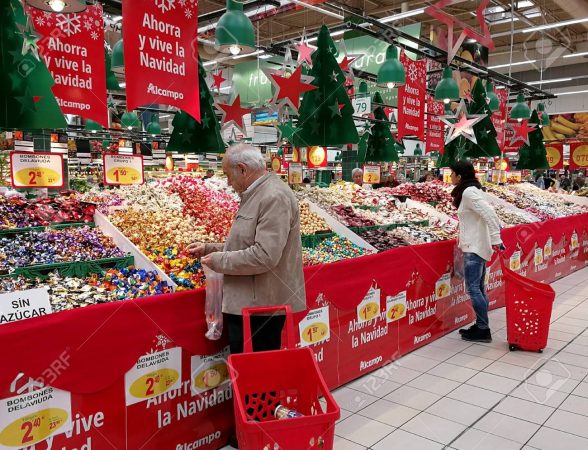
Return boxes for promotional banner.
[491,88,509,151]
[425,95,445,153]
[10,152,64,188]
[397,53,426,141]
[29,5,108,126]
[123,0,200,121]
[545,143,564,170]
[569,141,588,170]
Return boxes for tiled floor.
[223,267,588,449]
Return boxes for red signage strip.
[397,53,426,141]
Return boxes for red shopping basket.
[500,257,556,352]
[227,305,340,450]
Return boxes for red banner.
[425,95,445,153]
[545,142,564,169]
[504,117,524,153]
[30,5,108,126]
[491,88,509,151]
[0,214,586,448]
[397,53,426,141]
[123,0,200,121]
[569,141,588,170]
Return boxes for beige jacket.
[203,173,306,315]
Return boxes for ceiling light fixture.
[233,49,264,60]
[380,8,425,23]
[488,59,536,69]
[563,51,588,59]
[527,77,572,85]
[522,17,588,32]
[215,0,256,55]
[554,89,588,96]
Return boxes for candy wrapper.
[202,265,223,340]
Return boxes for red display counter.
[0,214,586,450]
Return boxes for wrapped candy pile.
[302,236,374,265]
[145,247,205,290]
[492,203,535,226]
[358,221,457,252]
[0,268,172,312]
[0,195,96,229]
[0,227,124,271]
[82,184,184,214]
[508,183,587,218]
[357,229,409,252]
[299,202,331,235]
[383,182,456,217]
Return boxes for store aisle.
[332,267,588,450]
[221,267,588,450]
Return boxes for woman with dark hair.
[450,160,503,342]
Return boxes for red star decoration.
[33,96,41,103]
[425,0,495,64]
[269,65,317,112]
[212,71,225,92]
[339,55,358,72]
[216,95,253,133]
[507,120,537,147]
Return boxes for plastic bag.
[203,265,223,340]
[453,245,464,280]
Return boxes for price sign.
[442,168,452,184]
[363,165,381,184]
[298,306,330,347]
[0,288,51,325]
[10,152,64,188]
[103,154,145,186]
[570,143,588,170]
[357,286,381,323]
[124,347,182,406]
[352,96,371,116]
[0,386,72,448]
[307,146,327,168]
[191,347,231,395]
[386,291,407,323]
[271,157,282,173]
[288,163,303,184]
[435,273,451,299]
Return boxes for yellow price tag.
[301,322,329,345]
[359,302,380,321]
[193,363,229,390]
[14,168,62,187]
[0,408,68,447]
[106,166,142,184]
[129,368,180,399]
[572,145,588,167]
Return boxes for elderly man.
[187,144,306,354]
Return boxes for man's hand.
[493,244,506,252]
[201,254,212,267]
[186,242,206,258]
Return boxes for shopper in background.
[450,160,503,343]
[573,175,586,191]
[186,144,306,355]
[419,172,435,182]
[203,169,215,180]
[560,174,571,191]
[535,171,545,189]
[352,168,364,186]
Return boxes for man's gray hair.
[352,168,363,177]
[226,144,266,171]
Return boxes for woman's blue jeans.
[464,252,490,330]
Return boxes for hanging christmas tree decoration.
[216,95,253,135]
[506,120,537,147]
[516,110,549,170]
[357,130,369,163]
[365,92,399,163]
[167,58,224,153]
[1,0,66,129]
[293,26,359,147]
[267,65,317,114]
[276,118,298,144]
[440,99,486,145]
[212,70,226,93]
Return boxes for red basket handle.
[242,305,296,353]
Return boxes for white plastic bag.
[203,265,223,340]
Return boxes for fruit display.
[299,202,331,235]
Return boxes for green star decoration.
[16,17,42,61]
[330,70,339,83]
[276,118,298,142]
[182,127,194,144]
[16,88,36,114]
[201,113,211,129]
[9,71,22,90]
[310,120,320,134]
[329,101,342,118]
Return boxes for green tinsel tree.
[0,0,66,129]
[293,25,359,147]
[516,110,549,170]
[167,57,223,153]
[463,79,501,158]
[365,92,399,162]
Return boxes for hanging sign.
[103,154,145,185]
[123,0,200,121]
[442,168,452,184]
[29,4,108,126]
[291,147,301,163]
[298,306,330,347]
[271,156,282,173]
[352,96,371,117]
[425,95,445,153]
[545,143,564,169]
[494,157,509,171]
[569,142,588,170]
[491,88,509,151]
[0,386,72,448]
[307,146,327,168]
[397,53,426,141]
[288,163,303,184]
[10,152,64,188]
[363,165,381,184]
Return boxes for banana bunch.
[543,115,585,140]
